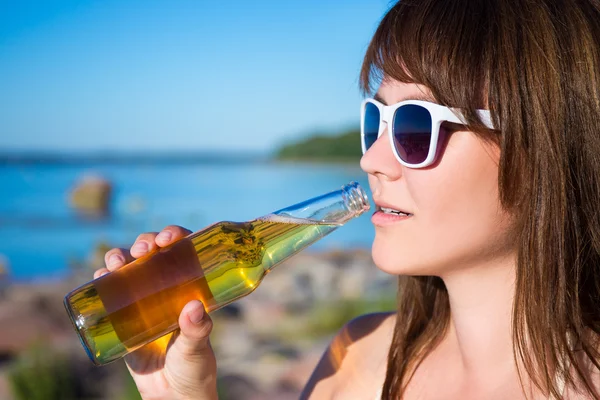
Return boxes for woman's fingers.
[93,268,110,279]
[130,232,160,258]
[100,226,192,276]
[104,247,135,272]
[155,225,193,247]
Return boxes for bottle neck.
[270,181,370,225]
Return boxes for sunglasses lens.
[363,102,380,152]
[392,105,432,165]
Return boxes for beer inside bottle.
[64,181,370,365]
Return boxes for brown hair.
[360,0,600,398]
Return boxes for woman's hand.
[95,226,218,400]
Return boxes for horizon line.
[0,150,273,165]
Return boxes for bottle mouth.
[341,182,371,214]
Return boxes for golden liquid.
[64,215,338,365]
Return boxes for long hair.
[360,0,600,398]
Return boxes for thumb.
[165,300,218,399]
[174,300,214,357]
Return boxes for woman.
[97,0,600,398]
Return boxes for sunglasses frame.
[360,98,495,168]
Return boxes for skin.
[302,80,536,400]
[100,80,582,399]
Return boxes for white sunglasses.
[361,98,495,168]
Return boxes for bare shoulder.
[345,311,396,338]
[299,312,396,400]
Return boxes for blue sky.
[0,0,391,153]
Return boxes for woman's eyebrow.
[373,92,436,105]
[373,93,387,105]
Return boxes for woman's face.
[361,80,516,276]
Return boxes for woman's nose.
[360,126,402,179]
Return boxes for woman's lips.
[371,210,413,226]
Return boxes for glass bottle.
[64,181,370,365]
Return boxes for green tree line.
[275,128,362,162]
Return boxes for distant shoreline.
[0,129,363,165]
[0,153,361,166]
[0,151,269,165]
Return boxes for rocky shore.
[0,249,396,400]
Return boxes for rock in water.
[68,175,112,218]
[0,255,9,300]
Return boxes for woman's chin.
[371,240,440,276]
[372,242,417,275]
